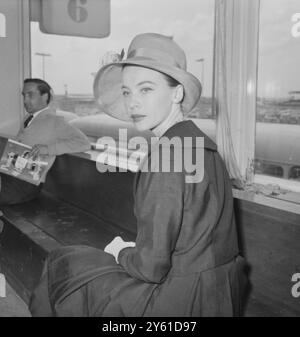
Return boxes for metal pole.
[42,56,45,80]
[196,58,205,90]
[202,60,205,89]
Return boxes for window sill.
[254,174,300,193]
[67,147,143,172]
[233,188,300,216]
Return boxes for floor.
[0,281,31,317]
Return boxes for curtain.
[213,0,260,188]
[214,0,244,187]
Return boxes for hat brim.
[93,57,202,122]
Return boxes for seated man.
[0,78,91,205]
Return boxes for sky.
[258,0,300,98]
[30,0,300,99]
[31,0,214,96]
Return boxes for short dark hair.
[24,78,53,104]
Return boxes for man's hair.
[24,78,53,104]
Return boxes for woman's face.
[122,66,178,131]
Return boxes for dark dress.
[29,120,247,317]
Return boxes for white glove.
[104,236,136,263]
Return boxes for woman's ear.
[172,84,184,104]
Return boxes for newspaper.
[0,137,53,185]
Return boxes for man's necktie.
[23,114,34,128]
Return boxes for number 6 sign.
[40,0,110,38]
[68,0,88,23]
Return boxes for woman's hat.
[93,33,202,121]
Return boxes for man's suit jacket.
[15,108,90,182]
[17,108,90,155]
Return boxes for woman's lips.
[131,114,146,122]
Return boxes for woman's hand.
[104,236,136,263]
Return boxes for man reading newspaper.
[0,78,90,205]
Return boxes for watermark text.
[291,273,300,298]
[95,129,204,184]
[291,13,300,38]
[0,273,6,298]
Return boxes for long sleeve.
[47,117,91,156]
[118,169,185,284]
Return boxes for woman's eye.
[122,90,130,97]
[141,87,153,94]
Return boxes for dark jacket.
[30,120,246,317]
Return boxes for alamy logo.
[291,273,300,298]
[95,129,204,184]
[291,13,300,38]
[0,273,6,298]
[0,13,6,38]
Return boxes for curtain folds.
[214,0,244,187]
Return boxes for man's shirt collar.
[26,106,49,127]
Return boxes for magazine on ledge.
[0,137,52,185]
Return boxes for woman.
[29,33,246,317]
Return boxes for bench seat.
[0,150,138,304]
[0,190,136,303]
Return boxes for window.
[255,0,300,186]
[30,0,215,124]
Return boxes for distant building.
[288,91,300,102]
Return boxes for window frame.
[0,0,30,135]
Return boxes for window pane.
[30,0,215,124]
[255,0,300,182]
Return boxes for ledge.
[233,188,300,215]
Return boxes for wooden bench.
[0,152,137,303]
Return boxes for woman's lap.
[30,246,247,317]
[29,245,130,316]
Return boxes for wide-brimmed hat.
[93,33,202,121]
